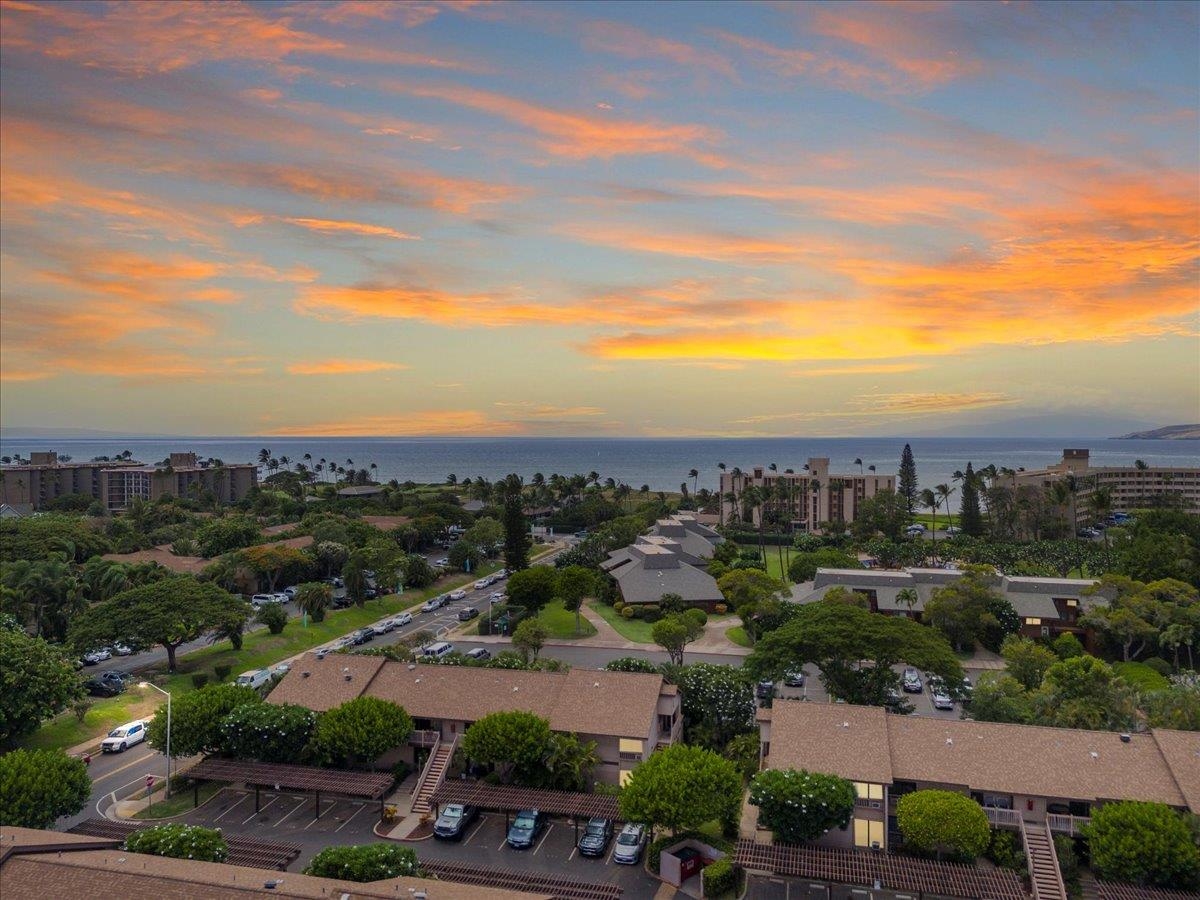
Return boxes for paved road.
[59,740,167,830]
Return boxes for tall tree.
[0,748,91,828]
[555,565,596,635]
[69,576,249,672]
[500,473,530,571]
[0,622,84,746]
[618,743,742,834]
[898,443,919,514]
[309,697,413,768]
[959,462,984,537]
[506,565,558,618]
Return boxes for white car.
[372,619,395,636]
[272,592,290,603]
[112,643,133,656]
[283,586,299,599]
[422,596,446,613]
[449,589,468,601]
[473,579,490,590]
[83,648,111,664]
[271,663,291,678]
[905,524,927,536]
[434,558,450,567]
[489,591,505,604]
[250,594,274,607]
[391,612,413,628]
[945,525,963,536]
[101,720,146,753]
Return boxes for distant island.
[1112,424,1200,440]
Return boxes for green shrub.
[642,604,660,616]
[714,603,728,614]
[643,608,663,624]
[213,664,232,682]
[1113,661,1171,693]
[985,829,1026,870]
[685,608,708,628]
[1083,800,1200,889]
[896,790,989,859]
[216,702,317,763]
[613,601,626,613]
[303,843,420,881]
[1051,632,1086,660]
[1054,834,1080,893]
[1143,657,1173,677]
[124,824,227,862]
[190,673,210,690]
[255,603,288,635]
[724,732,760,781]
[703,856,736,897]
[620,606,637,619]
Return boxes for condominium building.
[719,458,896,533]
[1010,448,1200,522]
[601,514,725,607]
[0,451,258,511]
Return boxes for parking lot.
[761,664,986,721]
[410,811,660,895]
[180,787,381,851]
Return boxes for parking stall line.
[533,824,553,855]
[568,846,577,861]
[607,841,618,865]
[272,798,307,828]
[212,792,251,822]
[463,820,486,845]
[242,796,278,824]
[335,803,366,833]
[496,833,509,852]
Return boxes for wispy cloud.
[286,359,410,376]
[280,218,420,240]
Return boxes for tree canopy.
[0,748,91,829]
[304,844,421,881]
[749,769,857,842]
[512,617,548,662]
[896,790,990,860]
[461,710,552,782]
[1083,801,1200,889]
[618,744,741,834]
[124,824,228,863]
[69,575,249,671]
[216,702,317,764]
[747,602,963,707]
[505,565,558,617]
[922,565,1002,652]
[147,683,262,758]
[0,624,83,745]
[309,697,413,768]
[674,663,756,750]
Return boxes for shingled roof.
[764,701,1199,812]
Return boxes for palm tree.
[1089,483,1113,547]
[935,483,955,536]
[897,587,919,618]
[854,457,863,474]
[920,488,939,559]
[258,448,271,467]
[717,462,727,525]
[688,468,699,496]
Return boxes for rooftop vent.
[407,664,417,671]
[842,721,850,728]
[344,674,352,682]
[1120,733,1131,743]
[946,738,953,746]
[302,672,310,679]
[512,686,519,692]
[594,682,601,688]
[1090,751,1099,759]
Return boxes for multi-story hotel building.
[1010,448,1200,523]
[719,458,896,533]
[0,451,258,512]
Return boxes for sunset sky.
[1,0,1197,437]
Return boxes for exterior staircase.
[1022,821,1068,900]
[412,739,455,816]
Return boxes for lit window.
[1024,617,1042,626]
[619,769,633,787]
[854,782,883,800]
[619,738,644,756]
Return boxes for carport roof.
[188,758,393,799]
[431,782,620,820]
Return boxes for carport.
[431,782,621,843]
[68,818,300,869]
[186,758,393,821]
[734,840,1027,899]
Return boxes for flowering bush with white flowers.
[124,824,227,862]
[216,701,316,763]
[748,768,856,843]
[304,843,420,881]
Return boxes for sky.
[1,0,1197,438]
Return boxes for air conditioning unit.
[869,800,882,809]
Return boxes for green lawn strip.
[132,781,223,819]
[25,564,507,751]
[22,686,161,751]
[734,542,790,582]
[536,599,598,639]
[586,600,656,644]
[912,512,960,528]
[1113,661,1170,693]
[725,626,752,648]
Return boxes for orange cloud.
[493,402,606,418]
[582,20,735,78]
[265,409,525,437]
[401,83,729,166]
[791,363,930,377]
[287,359,410,376]
[281,218,420,241]
[563,225,859,265]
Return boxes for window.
[853,818,884,848]
[854,782,884,801]
[1024,617,1042,626]
[619,769,633,787]
[1066,599,1078,608]
[619,738,644,762]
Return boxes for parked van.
[423,641,455,659]
[235,668,272,690]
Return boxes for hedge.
[703,857,736,897]
[124,824,228,862]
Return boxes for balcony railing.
[983,807,1022,828]
[1046,813,1090,835]
[409,729,440,747]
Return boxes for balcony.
[409,729,441,748]
[1046,813,1090,835]
[983,807,1022,828]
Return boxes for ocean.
[1,436,1196,494]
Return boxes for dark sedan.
[577,818,612,857]
[457,607,479,622]
[85,677,124,698]
[433,804,479,840]
[506,809,545,849]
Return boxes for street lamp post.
[140,682,172,798]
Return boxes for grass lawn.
[725,626,752,648]
[23,563,510,752]
[733,542,792,583]
[1113,661,1171,693]
[912,512,960,528]
[22,685,162,751]
[536,599,598,639]
[132,781,223,819]
[587,600,656,643]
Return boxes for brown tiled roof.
[266,653,385,711]
[100,547,209,575]
[765,702,1194,811]
[271,655,668,738]
[766,702,893,784]
[1151,728,1200,812]
[0,847,545,899]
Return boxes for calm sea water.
[1,436,1196,494]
